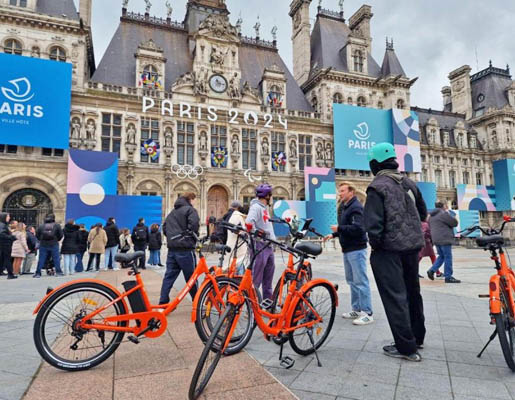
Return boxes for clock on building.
[209,74,228,93]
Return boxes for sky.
[77,0,515,110]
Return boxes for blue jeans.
[36,245,62,275]
[75,252,84,272]
[159,250,197,304]
[104,245,118,269]
[148,250,160,265]
[343,248,372,315]
[62,254,76,275]
[430,245,453,279]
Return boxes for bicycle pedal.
[478,294,489,298]
[260,298,274,309]
[128,335,140,344]
[279,356,295,369]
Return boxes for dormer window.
[357,96,367,107]
[311,96,319,113]
[333,93,343,104]
[50,46,66,62]
[396,99,405,109]
[10,0,27,7]
[4,39,22,55]
[140,65,162,89]
[353,50,364,73]
[267,85,283,107]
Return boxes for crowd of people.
[0,213,164,279]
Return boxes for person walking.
[159,193,200,304]
[426,202,460,283]
[0,213,17,279]
[61,220,79,275]
[148,224,163,267]
[21,226,38,275]
[11,222,29,277]
[418,216,436,278]
[104,217,120,270]
[131,218,149,269]
[88,223,107,271]
[75,224,88,272]
[119,228,132,254]
[364,143,427,362]
[246,184,276,300]
[34,213,64,278]
[325,182,373,325]
[224,204,249,274]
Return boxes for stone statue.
[271,26,278,41]
[231,135,239,154]
[492,132,498,149]
[70,118,81,139]
[126,124,136,144]
[164,128,173,147]
[339,0,344,12]
[85,120,96,140]
[228,73,240,99]
[324,142,333,161]
[316,142,324,160]
[289,139,297,158]
[194,68,208,95]
[261,138,269,156]
[242,81,259,98]
[199,131,207,151]
[122,0,128,8]
[253,17,261,38]
[174,72,194,87]
[210,45,227,67]
[31,47,40,58]
[236,15,243,34]
[144,0,151,13]
[165,0,172,18]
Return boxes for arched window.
[49,46,66,62]
[4,39,22,55]
[353,50,364,72]
[311,96,318,113]
[377,101,383,109]
[333,92,343,104]
[396,99,405,109]
[357,96,366,107]
[141,65,160,89]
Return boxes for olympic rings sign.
[171,164,204,179]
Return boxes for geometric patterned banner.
[392,109,421,173]
[456,184,496,211]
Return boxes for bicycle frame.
[488,248,515,315]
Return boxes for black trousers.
[87,253,101,271]
[370,249,426,355]
[133,244,146,269]
[0,248,14,277]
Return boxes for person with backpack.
[60,219,79,275]
[21,226,38,275]
[75,224,89,272]
[159,193,200,304]
[148,223,163,267]
[88,223,107,271]
[224,204,248,274]
[213,201,241,244]
[104,217,120,270]
[131,218,149,269]
[364,143,427,362]
[34,213,64,278]
[119,228,132,254]
[0,213,17,279]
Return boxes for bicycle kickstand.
[477,329,497,358]
[307,329,322,367]
[278,341,295,369]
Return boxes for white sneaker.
[353,313,374,325]
[112,267,120,271]
[342,311,361,319]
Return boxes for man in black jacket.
[364,143,427,362]
[0,213,17,279]
[104,217,120,270]
[159,193,200,304]
[325,182,373,325]
[131,218,149,269]
[34,213,64,277]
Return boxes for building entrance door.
[207,185,228,221]
[2,188,53,227]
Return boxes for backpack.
[212,211,233,244]
[41,223,55,241]
[134,226,147,241]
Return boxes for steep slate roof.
[93,18,312,112]
[309,13,382,78]
[36,0,79,20]
[470,67,512,111]
[381,48,406,77]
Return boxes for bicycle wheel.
[194,277,253,355]
[189,303,236,400]
[33,282,128,371]
[494,289,515,371]
[288,282,336,356]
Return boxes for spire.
[236,13,243,35]
[254,16,261,39]
[381,37,406,78]
[385,36,394,50]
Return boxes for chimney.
[79,0,92,27]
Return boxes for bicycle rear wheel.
[189,303,237,400]
[288,282,336,356]
[494,289,515,371]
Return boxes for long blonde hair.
[14,222,26,236]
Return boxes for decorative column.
[232,177,240,201]
[200,177,207,226]
[164,171,173,216]
[127,167,135,195]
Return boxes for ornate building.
[0,0,513,228]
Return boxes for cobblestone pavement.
[2,246,515,400]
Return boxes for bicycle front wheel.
[494,290,515,371]
[288,282,336,355]
[33,282,128,371]
[189,303,237,400]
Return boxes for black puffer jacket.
[163,197,200,250]
[332,196,367,253]
[61,223,80,255]
[131,223,149,246]
[104,221,120,248]
[149,229,162,251]
[35,215,63,248]
[0,213,15,250]
[77,229,89,253]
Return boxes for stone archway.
[207,185,228,220]
[2,188,53,226]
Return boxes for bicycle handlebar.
[459,216,515,237]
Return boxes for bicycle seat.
[295,241,323,256]
[115,251,145,263]
[215,244,231,254]
[476,235,504,248]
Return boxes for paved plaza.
[2,246,515,400]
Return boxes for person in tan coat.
[11,222,29,276]
[88,223,107,271]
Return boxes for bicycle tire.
[194,277,254,355]
[189,303,236,400]
[494,289,515,371]
[288,282,336,356]
[33,282,127,371]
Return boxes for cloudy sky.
[79,0,515,110]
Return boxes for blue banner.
[493,159,515,211]
[416,182,437,210]
[0,53,71,149]
[333,104,392,171]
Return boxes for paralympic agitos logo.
[0,77,44,118]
